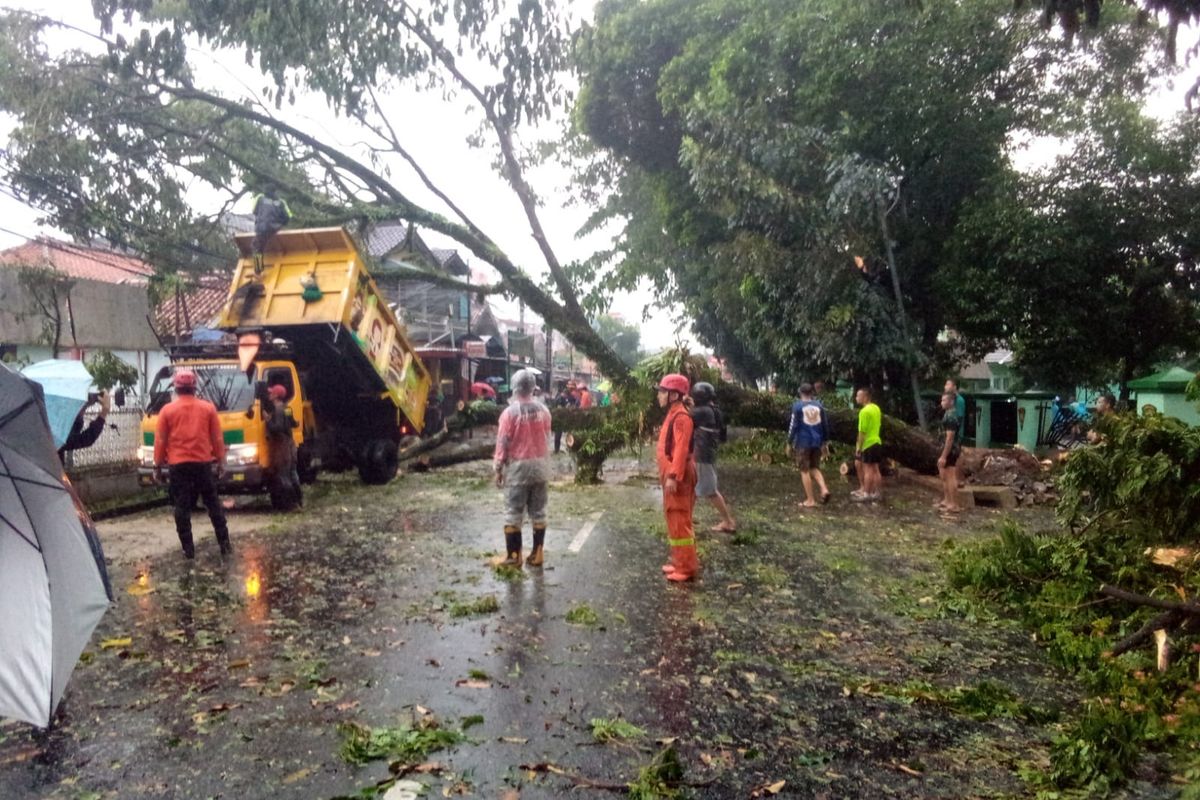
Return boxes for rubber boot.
[527,525,546,567]
[664,509,698,582]
[501,525,523,567]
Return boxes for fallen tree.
[415,382,942,481]
[715,384,942,475]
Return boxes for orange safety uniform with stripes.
[656,401,698,578]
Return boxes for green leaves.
[337,720,464,765]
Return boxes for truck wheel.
[297,444,319,484]
[268,474,299,511]
[358,439,399,485]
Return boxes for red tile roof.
[0,238,154,285]
[153,280,230,337]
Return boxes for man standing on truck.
[153,369,233,559]
[493,369,553,568]
[251,186,292,271]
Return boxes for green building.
[1127,367,1200,427]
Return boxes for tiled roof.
[0,238,154,285]
[220,212,256,234]
[364,221,412,258]
[153,280,230,337]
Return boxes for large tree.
[941,100,1200,398]
[0,2,632,381]
[571,0,1160,399]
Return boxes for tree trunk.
[715,383,941,474]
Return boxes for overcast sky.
[1,2,1196,355]
[0,0,697,351]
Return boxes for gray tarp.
[0,363,111,728]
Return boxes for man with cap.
[494,369,554,567]
[153,368,232,559]
[264,383,302,508]
[657,373,699,582]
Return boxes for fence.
[63,406,144,472]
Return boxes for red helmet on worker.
[268,384,288,402]
[656,373,690,396]
[172,368,197,389]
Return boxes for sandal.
[711,524,737,533]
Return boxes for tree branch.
[394,3,585,317]
[370,260,505,296]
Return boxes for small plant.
[590,716,646,743]
[467,668,490,681]
[337,719,464,765]
[85,349,139,392]
[627,745,685,800]
[449,595,500,618]
[493,563,524,582]
[460,714,484,730]
[1049,701,1145,792]
[565,603,600,626]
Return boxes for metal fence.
[63,406,144,471]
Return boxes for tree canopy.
[942,99,1200,396]
[0,1,632,381]
[572,0,1169,396]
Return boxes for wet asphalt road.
[0,454,1154,799]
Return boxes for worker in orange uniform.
[656,373,698,582]
[153,368,232,559]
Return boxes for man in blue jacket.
[787,383,831,508]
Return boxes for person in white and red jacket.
[493,369,553,568]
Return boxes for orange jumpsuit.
[656,402,698,579]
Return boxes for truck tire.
[268,474,299,511]
[297,444,319,484]
[358,439,399,485]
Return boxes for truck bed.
[215,227,430,431]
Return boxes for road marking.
[568,511,604,553]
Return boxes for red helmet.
[268,384,288,402]
[172,368,197,389]
[656,373,690,395]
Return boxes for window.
[264,367,295,401]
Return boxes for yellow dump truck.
[138,227,431,505]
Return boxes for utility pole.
[878,195,927,430]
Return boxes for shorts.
[860,444,884,465]
[792,447,823,470]
[695,463,719,497]
[943,447,960,468]
[504,481,548,527]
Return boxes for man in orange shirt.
[656,373,698,582]
[153,369,232,559]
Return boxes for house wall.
[1162,395,1200,426]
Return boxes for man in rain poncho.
[493,369,553,567]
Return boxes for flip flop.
[710,524,737,533]
[821,492,831,504]
[801,501,818,508]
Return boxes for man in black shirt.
[551,380,578,453]
[937,391,963,514]
[691,382,736,532]
[58,390,110,464]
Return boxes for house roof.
[0,239,154,285]
[153,279,231,338]
[364,221,471,276]
[364,221,411,258]
[1127,366,1197,392]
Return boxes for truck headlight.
[138,446,155,467]
[225,444,259,466]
